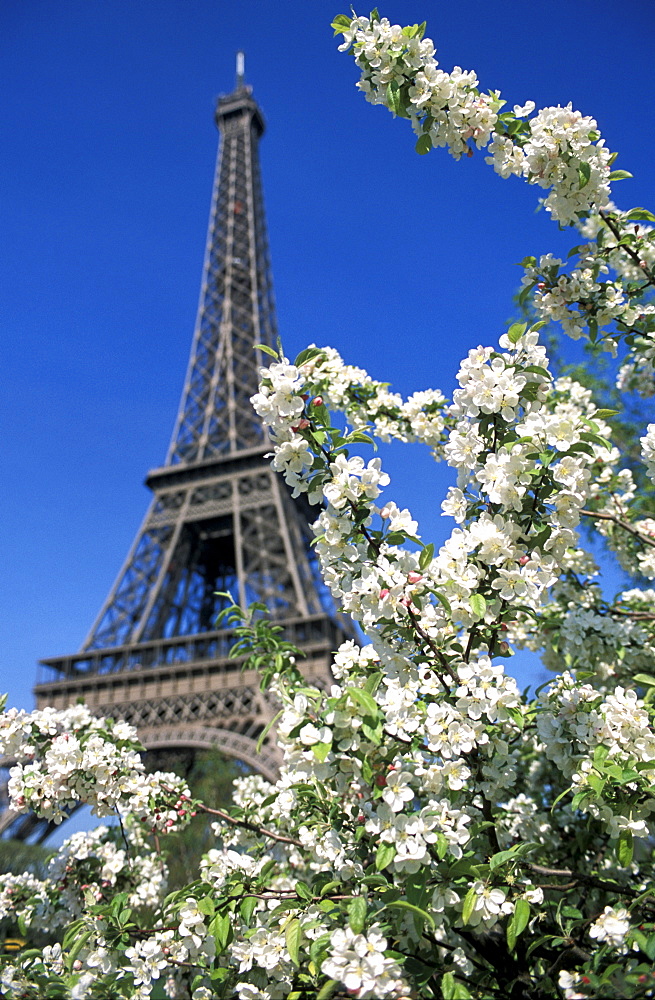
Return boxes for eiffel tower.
[1,58,350,840]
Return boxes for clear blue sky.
[3,0,655,713]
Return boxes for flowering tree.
[4,9,655,999]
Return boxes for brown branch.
[407,606,457,686]
[580,508,655,549]
[195,802,302,847]
[520,861,652,902]
[599,210,655,291]
[609,607,655,621]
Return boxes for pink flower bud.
[407,572,423,584]
[312,396,323,406]
[379,588,390,600]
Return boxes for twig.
[520,861,653,902]
[407,607,457,686]
[195,802,302,847]
[599,210,655,291]
[580,508,655,549]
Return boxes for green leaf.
[376,842,396,871]
[208,911,232,953]
[294,347,326,367]
[624,207,655,223]
[631,928,655,960]
[634,674,655,687]
[361,719,383,745]
[436,832,449,859]
[419,542,434,570]
[593,744,610,767]
[319,880,342,897]
[317,980,339,1000]
[312,741,332,761]
[295,880,313,902]
[254,343,279,359]
[386,531,407,545]
[364,670,383,695]
[441,971,456,1000]
[345,686,379,717]
[609,169,633,181]
[348,896,367,934]
[461,885,477,926]
[240,896,257,925]
[586,772,606,795]
[384,899,435,929]
[429,589,452,615]
[197,895,215,917]
[331,14,353,34]
[617,828,634,867]
[257,707,284,753]
[489,848,519,872]
[578,162,591,188]
[580,430,611,450]
[66,930,92,971]
[594,408,618,419]
[62,918,88,952]
[507,897,531,951]
[415,132,433,155]
[507,322,527,344]
[285,918,302,967]
[470,592,487,619]
[386,80,402,116]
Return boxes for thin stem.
[407,607,457,685]
[195,802,302,847]
[520,861,654,902]
[581,508,655,549]
[599,210,655,291]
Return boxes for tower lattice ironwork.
[1,61,350,841]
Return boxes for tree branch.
[580,508,655,549]
[195,802,302,847]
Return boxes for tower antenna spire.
[236,50,245,88]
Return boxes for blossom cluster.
[336,13,612,225]
[538,672,655,838]
[336,14,498,161]
[336,12,655,410]
[0,703,192,831]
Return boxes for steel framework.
[1,64,350,841]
